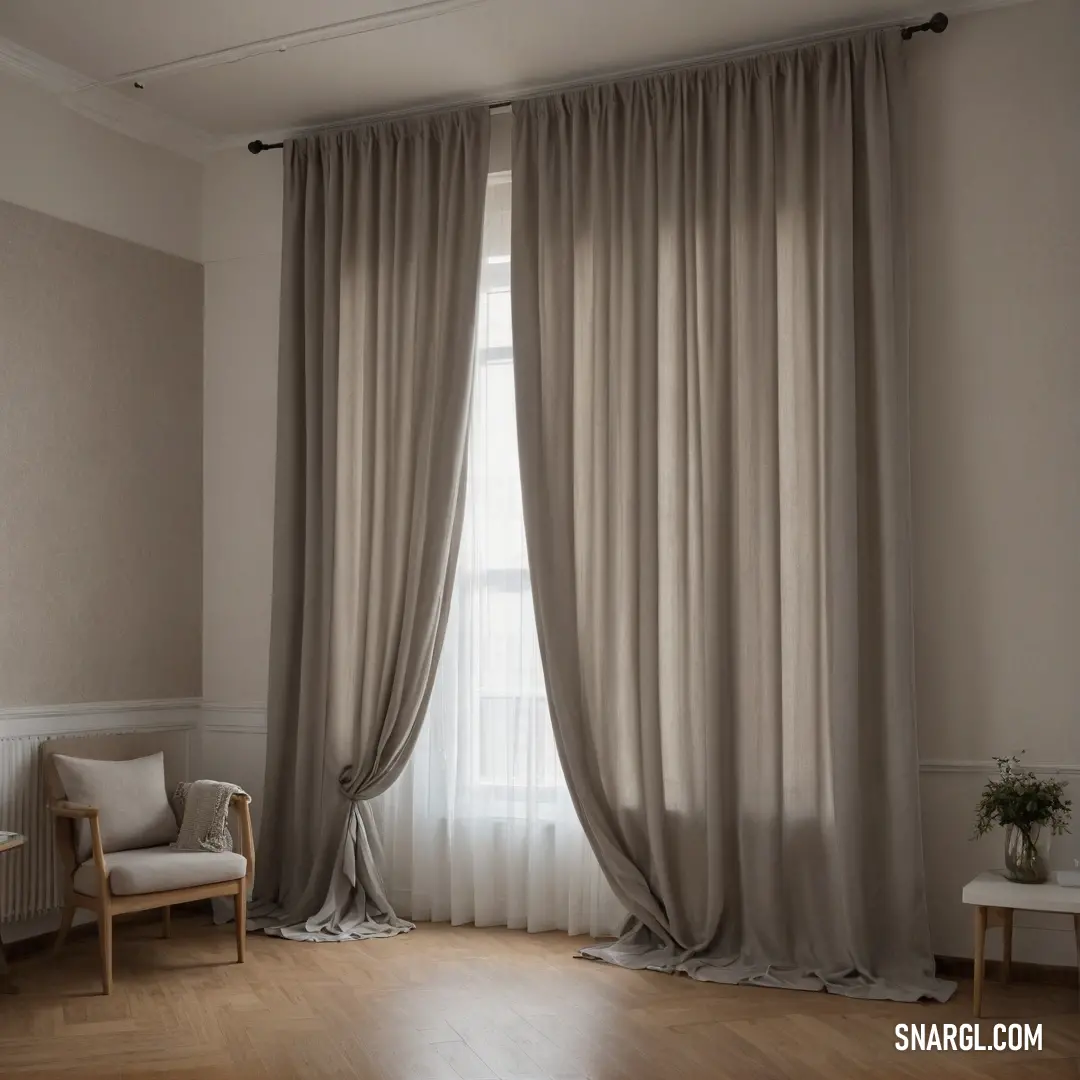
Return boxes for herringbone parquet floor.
[0,911,1076,1080]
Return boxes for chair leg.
[54,902,76,956]
[98,911,113,995]
[162,905,171,939]
[234,883,246,964]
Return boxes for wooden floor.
[0,911,1076,1080]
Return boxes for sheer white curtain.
[371,174,626,936]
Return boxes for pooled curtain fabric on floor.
[511,31,954,1000]
[252,109,490,941]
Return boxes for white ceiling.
[0,0,1011,156]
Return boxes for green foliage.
[972,753,1071,838]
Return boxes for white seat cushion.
[74,846,247,897]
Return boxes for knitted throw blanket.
[171,780,246,853]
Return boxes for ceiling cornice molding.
[0,0,1037,160]
[59,85,223,160]
[221,0,1037,152]
[0,33,221,161]
[0,32,89,93]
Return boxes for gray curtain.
[252,109,490,941]
[511,32,954,1001]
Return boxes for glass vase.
[1004,823,1051,884]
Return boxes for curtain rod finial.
[901,11,949,39]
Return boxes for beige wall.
[0,199,203,706]
[199,2,1079,963]
[909,0,1080,965]
[910,0,1079,765]
[0,65,205,709]
[202,149,282,707]
[0,69,203,946]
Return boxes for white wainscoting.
[0,698,200,943]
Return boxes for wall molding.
[195,710,1080,775]
[59,84,220,160]
[0,698,201,738]
[0,33,220,160]
[0,699,266,737]
[3,699,1069,769]
[0,33,88,94]
[0,697,200,719]
[202,702,267,735]
[920,760,1080,776]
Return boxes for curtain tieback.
[338,766,366,801]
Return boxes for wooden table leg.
[1001,908,1013,985]
[973,905,988,1017]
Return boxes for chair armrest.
[230,793,256,888]
[48,801,109,893]
[49,800,99,819]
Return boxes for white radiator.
[0,735,62,922]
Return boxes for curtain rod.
[247,11,947,155]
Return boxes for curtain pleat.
[251,108,490,941]
[511,31,954,1001]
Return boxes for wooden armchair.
[42,733,254,995]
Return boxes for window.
[372,173,624,934]
[461,175,553,794]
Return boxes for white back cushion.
[52,752,178,862]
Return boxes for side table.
[962,870,1080,1016]
[0,831,27,993]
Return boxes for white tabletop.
[962,870,1080,914]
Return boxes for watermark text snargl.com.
[895,1024,1042,1052]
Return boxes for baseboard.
[936,954,1079,989]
